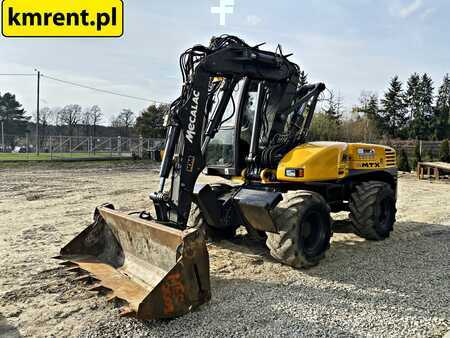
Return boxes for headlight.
[285,168,304,177]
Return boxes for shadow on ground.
[0,314,21,338]
[212,220,450,308]
[74,220,449,337]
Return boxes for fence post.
[69,137,72,157]
[118,136,122,157]
[50,136,53,160]
[139,136,143,159]
[26,133,29,160]
[109,137,112,157]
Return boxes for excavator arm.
[151,35,301,227]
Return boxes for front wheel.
[266,191,332,268]
[188,204,238,241]
[349,181,396,240]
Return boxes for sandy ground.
[0,163,449,337]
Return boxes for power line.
[0,72,171,105]
[42,74,170,105]
[0,73,35,76]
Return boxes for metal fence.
[1,134,448,162]
[0,134,165,161]
[386,140,449,159]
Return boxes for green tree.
[135,104,168,138]
[0,92,30,147]
[309,112,341,141]
[413,142,422,168]
[410,73,434,140]
[439,139,450,162]
[324,90,343,124]
[381,76,408,138]
[434,74,450,139]
[405,73,421,136]
[299,70,308,86]
[427,148,434,161]
[398,148,411,172]
[352,92,383,141]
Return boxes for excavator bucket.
[56,205,211,320]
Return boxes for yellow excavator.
[57,35,397,320]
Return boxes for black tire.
[349,181,396,241]
[244,225,268,241]
[188,204,237,241]
[266,191,332,268]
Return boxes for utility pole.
[35,69,41,155]
[0,104,4,153]
[1,120,4,153]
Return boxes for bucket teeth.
[88,284,112,295]
[59,261,78,268]
[106,294,128,306]
[75,274,99,284]
[119,306,136,317]
[106,294,118,303]
[66,266,85,274]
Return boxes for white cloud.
[246,15,262,26]
[390,0,424,19]
[420,7,436,21]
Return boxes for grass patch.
[0,159,159,171]
[0,152,122,161]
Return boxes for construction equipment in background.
[57,35,398,320]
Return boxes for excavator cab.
[204,78,255,177]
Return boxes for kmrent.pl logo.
[1,0,123,37]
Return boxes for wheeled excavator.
[57,35,398,320]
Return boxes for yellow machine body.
[276,142,396,182]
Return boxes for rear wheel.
[349,181,396,240]
[266,191,332,268]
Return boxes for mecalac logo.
[186,90,200,144]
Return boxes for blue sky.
[0,0,449,123]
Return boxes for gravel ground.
[0,163,449,337]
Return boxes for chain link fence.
[0,134,165,161]
[1,134,448,162]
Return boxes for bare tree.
[110,115,122,128]
[59,104,82,136]
[89,105,103,139]
[82,108,92,137]
[35,107,55,139]
[111,109,135,137]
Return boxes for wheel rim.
[378,197,394,232]
[300,211,328,257]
